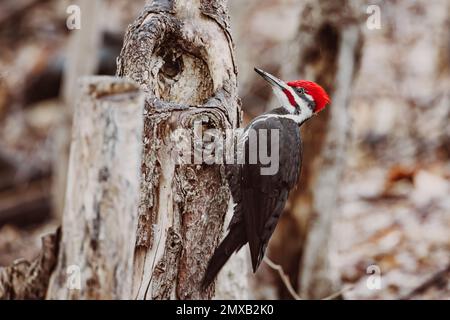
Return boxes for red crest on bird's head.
[287,80,330,113]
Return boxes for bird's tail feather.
[201,227,245,289]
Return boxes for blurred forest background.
[0,0,449,299]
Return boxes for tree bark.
[117,0,246,299]
[47,76,144,299]
[266,0,363,299]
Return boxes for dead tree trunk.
[117,0,246,299]
[47,77,144,299]
[266,0,363,299]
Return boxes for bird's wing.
[240,117,302,271]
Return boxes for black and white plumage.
[202,68,330,289]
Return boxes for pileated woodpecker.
[202,68,330,288]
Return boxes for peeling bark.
[117,0,246,299]
[46,77,144,299]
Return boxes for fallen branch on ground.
[264,257,302,300]
[264,257,353,300]
[401,264,450,300]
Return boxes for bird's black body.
[202,107,302,288]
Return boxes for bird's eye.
[296,88,305,95]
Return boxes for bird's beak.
[254,67,288,91]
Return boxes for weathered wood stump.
[47,76,145,299]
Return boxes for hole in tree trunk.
[155,45,213,105]
[160,50,184,79]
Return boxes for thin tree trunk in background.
[52,0,102,219]
[267,0,363,299]
[117,0,246,299]
[299,22,361,299]
[47,77,144,299]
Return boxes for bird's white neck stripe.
[256,114,304,123]
[244,113,306,134]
